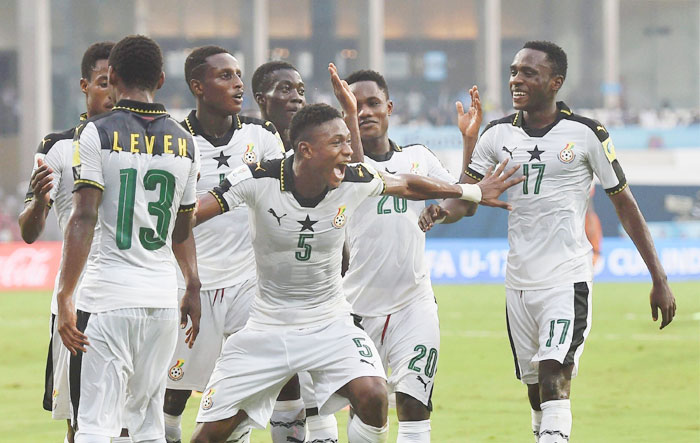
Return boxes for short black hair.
[289,103,342,150]
[184,45,231,90]
[345,69,390,99]
[81,42,114,80]
[108,35,163,90]
[523,40,568,79]
[251,61,298,95]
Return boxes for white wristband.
[458,183,482,203]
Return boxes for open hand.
[477,159,524,210]
[30,158,53,205]
[180,286,201,348]
[650,280,676,329]
[457,86,482,139]
[329,63,357,115]
[57,298,89,355]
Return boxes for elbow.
[464,203,478,217]
[18,213,40,244]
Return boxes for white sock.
[164,412,182,443]
[531,409,543,442]
[226,425,252,443]
[397,419,430,442]
[347,416,388,443]
[270,399,306,443]
[539,399,571,442]
[307,413,339,442]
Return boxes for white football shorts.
[505,282,593,385]
[44,314,72,420]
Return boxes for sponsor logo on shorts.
[332,205,347,229]
[416,375,430,392]
[559,143,575,164]
[242,143,257,164]
[168,359,185,381]
[201,388,215,410]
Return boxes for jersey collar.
[365,139,403,162]
[281,154,330,208]
[79,112,88,121]
[183,109,241,147]
[512,101,571,138]
[112,99,167,115]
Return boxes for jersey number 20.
[117,168,176,251]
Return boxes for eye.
[280,85,290,93]
[221,72,232,79]
[510,69,517,76]
[298,88,305,96]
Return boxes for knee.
[396,392,430,421]
[164,389,192,415]
[353,379,388,417]
[538,362,573,402]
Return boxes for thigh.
[506,288,540,385]
[196,326,292,430]
[384,300,440,409]
[223,279,256,337]
[167,288,226,391]
[303,316,386,416]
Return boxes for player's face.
[509,48,560,112]
[199,53,244,114]
[258,69,305,133]
[305,118,353,188]
[350,80,392,140]
[82,59,113,117]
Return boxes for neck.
[292,156,327,198]
[196,105,233,138]
[361,132,391,157]
[523,101,558,129]
[116,88,156,104]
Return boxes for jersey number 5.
[117,168,176,251]
[295,233,313,261]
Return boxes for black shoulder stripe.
[239,116,279,135]
[250,158,282,178]
[36,127,75,155]
[480,114,517,137]
[464,167,484,182]
[562,113,610,142]
[342,163,375,183]
[604,160,628,196]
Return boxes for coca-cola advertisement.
[0,242,61,290]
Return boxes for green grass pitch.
[1,282,698,442]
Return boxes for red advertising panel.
[0,241,62,291]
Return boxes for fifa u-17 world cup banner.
[426,238,700,284]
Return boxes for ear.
[254,92,265,106]
[551,75,564,93]
[190,78,203,97]
[297,140,313,159]
[156,71,165,90]
[387,100,393,116]
[80,78,89,95]
[107,65,118,88]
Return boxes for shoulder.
[342,163,378,183]
[400,143,441,160]
[74,113,111,138]
[36,127,75,154]
[480,113,517,137]
[250,157,283,179]
[238,115,279,135]
[561,112,610,142]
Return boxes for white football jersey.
[467,102,626,289]
[72,100,200,312]
[210,156,385,329]
[177,111,285,290]
[24,115,101,315]
[344,141,456,316]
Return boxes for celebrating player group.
[19,34,675,443]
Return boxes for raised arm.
[458,86,483,177]
[56,187,101,355]
[383,158,522,206]
[329,63,363,163]
[609,187,676,329]
[18,158,53,243]
[172,210,201,347]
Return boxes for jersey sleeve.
[179,138,200,213]
[209,163,257,212]
[423,146,457,184]
[260,121,286,160]
[465,129,499,182]
[73,122,105,192]
[24,139,63,206]
[350,162,386,197]
[585,124,627,195]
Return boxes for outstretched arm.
[56,187,101,355]
[609,187,676,329]
[383,158,522,206]
[194,192,224,226]
[18,158,53,243]
[172,211,201,348]
[329,63,363,163]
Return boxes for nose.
[289,88,303,104]
[358,103,372,118]
[341,139,353,156]
[510,71,522,88]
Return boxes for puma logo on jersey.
[268,208,287,225]
[360,358,375,368]
[255,162,266,172]
[416,375,430,391]
[502,146,517,159]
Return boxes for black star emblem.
[213,151,231,168]
[297,215,318,232]
[527,145,545,161]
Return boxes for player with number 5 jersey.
[56,36,201,443]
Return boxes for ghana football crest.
[242,143,257,164]
[201,388,215,410]
[332,205,347,228]
[168,359,185,381]
[559,143,575,164]
[410,161,420,174]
